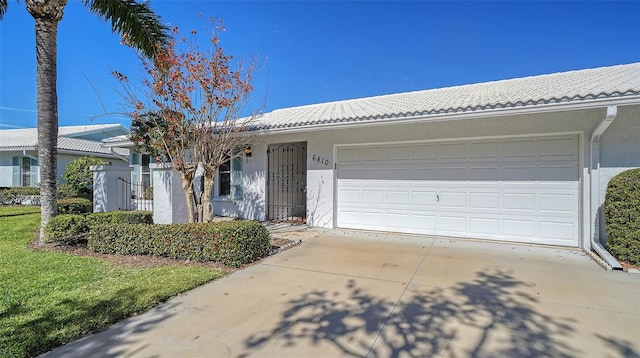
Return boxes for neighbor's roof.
[0,124,129,157]
[253,62,640,130]
[57,124,127,137]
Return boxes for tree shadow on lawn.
[242,269,586,358]
[4,286,179,358]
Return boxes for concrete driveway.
[44,229,640,358]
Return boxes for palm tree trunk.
[28,1,66,242]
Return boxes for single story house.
[0,124,129,187]
[180,62,638,257]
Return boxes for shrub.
[88,221,271,267]
[86,211,153,226]
[604,168,640,266]
[44,214,90,244]
[58,197,93,214]
[60,156,106,199]
[0,187,40,205]
[43,211,153,245]
[143,186,154,200]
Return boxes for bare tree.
[117,21,259,223]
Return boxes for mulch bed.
[30,236,299,273]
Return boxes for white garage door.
[336,135,580,247]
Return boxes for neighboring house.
[0,124,130,188]
[199,62,639,255]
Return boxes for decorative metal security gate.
[267,142,307,222]
[118,177,153,211]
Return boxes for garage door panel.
[362,147,385,161]
[362,211,384,226]
[411,168,437,179]
[361,190,384,204]
[387,146,410,160]
[539,137,576,158]
[503,193,536,211]
[338,210,360,225]
[469,192,500,209]
[386,213,410,228]
[411,214,437,230]
[439,216,467,232]
[539,193,578,214]
[385,168,410,180]
[411,191,438,206]
[469,166,501,180]
[439,167,467,180]
[503,166,537,180]
[539,221,576,242]
[412,145,438,160]
[386,191,410,205]
[439,192,467,208]
[469,217,500,235]
[539,165,578,181]
[503,139,536,158]
[339,148,360,162]
[439,143,467,159]
[339,168,362,179]
[503,219,536,237]
[336,135,579,247]
[470,141,501,159]
[339,189,360,203]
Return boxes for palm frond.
[0,0,9,19]
[83,0,169,59]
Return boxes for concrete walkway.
[44,230,640,358]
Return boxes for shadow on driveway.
[243,268,631,358]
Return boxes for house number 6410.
[312,155,329,166]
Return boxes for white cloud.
[0,106,37,113]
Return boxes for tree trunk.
[180,171,197,223]
[27,1,67,243]
[202,173,215,223]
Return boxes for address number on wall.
[312,154,330,166]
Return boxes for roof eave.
[255,95,640,135]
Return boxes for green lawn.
[0,206,225,358]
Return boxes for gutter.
[109,147,130,163]
[254,95,640,135]
[589,105,623,270]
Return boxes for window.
[12,156,38,187]
[218,160,231,196]
[216,155,243,200]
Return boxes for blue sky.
[1,1,639,130]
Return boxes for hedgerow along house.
[150,63,639,266]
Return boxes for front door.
[267,142,307,222]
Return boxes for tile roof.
[253,63,640,130]
[57,124,126,136]
[0,125,129,157]
[57,137,129,156]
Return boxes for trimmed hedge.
[604,168,640,266]
[0,187,40,205]
[88,221,271,267]
[58,197,92,214]
[44,214,90,244]
[44,211,153,244]
[86,211,153,226]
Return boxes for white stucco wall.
[92,165,132,212]
[151,164,189,224]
